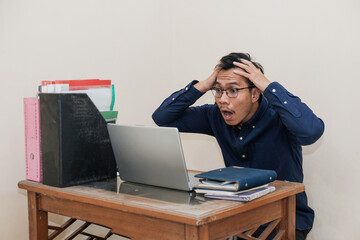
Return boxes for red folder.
[24,98,42,182]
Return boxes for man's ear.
[251,88,261,103]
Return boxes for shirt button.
[242,155,246,158]
[272,89,276,93]
[185,87,188,91]
[252,125,255,129]
[240,137,243,140]
[284,101,288,104]
[172,98,175,101]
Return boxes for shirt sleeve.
[263,82,325,145]
[152,81,213,134]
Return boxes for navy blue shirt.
[152,81,324,230]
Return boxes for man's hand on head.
[233,59,271,93]
[194,67,222,93]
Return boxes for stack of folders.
[40,79,118,123]
[24,79,118,183]
[194,166,277,202]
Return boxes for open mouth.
[221,110,234,120]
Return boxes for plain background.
[1,0,359,239]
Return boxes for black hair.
[216,52,264,74]
[215,52,264,88]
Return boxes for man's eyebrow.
[214,81,241,87]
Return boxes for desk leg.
[185,224,209,240]
[278,195,296,240]
[28,191,48,240]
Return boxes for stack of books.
[194,166,277,202]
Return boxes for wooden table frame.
[18,180,304,240]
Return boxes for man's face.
[214,68,260,126]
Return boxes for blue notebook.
[194,166,277,192]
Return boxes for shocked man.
[152,52,324,239]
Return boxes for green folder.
[101,111,118,124]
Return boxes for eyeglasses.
[211,86,254,98]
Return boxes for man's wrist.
[194,81,211,93]
[260,81,271,93]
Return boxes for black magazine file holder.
[40,93,116,187]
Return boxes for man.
[152,52,324,239]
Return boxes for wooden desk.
[18,179,304,240]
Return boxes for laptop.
[107,124,200,191]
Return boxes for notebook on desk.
[107,124,200,191]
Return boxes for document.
[204,186,276,202]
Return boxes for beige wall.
[1,0,359,239]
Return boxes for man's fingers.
[214,67,222,74]
[239,58,258,71]
[233,61,252,73]
[233,68,251,79]
[210,67,221,79]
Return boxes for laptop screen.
[107,124,194,191]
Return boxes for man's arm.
[263,82,324,145]
[152,69,221,134]
[233,59,324,145]
[193,67,221,93]
[152,81,202,125]
[152,81,215,134]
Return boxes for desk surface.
[18,178,304,227]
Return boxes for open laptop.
[107,124,200,191]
